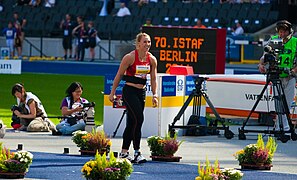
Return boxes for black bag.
[67,116,78,126]
[84,39,89,49]
[15,37,22,47]
[185,115,207,136]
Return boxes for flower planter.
[240,163,273,170]
[79,149,96,156]
[79,149,108,156]
[0,171,26,179]
[150,155,182,162]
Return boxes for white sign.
[0,60,22,74]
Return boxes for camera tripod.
[168,77,234,139]
[113,109,127,138]
[238,71,297,143]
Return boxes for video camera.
[263,38,284,71]
[193,76,208,90]
[113,95,126,109]
[11,105,21,112]
[82,102,95,108]
[11,105,21,128]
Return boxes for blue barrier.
[22,61,119,76]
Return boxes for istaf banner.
[142,26,226,74]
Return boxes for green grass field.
[0,73,104,127]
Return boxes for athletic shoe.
[134,152,147,164]
[119,152,133,162]
[18,125,27,131]
[52,130,62,136]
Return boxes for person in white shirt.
[116,3,131,17]
[44,0,55,8]
[232,22,244,36]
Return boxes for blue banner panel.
[162,76,176,97]
[185,76,196,96]
[104,74,125,95]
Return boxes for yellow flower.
[90,161,96,168]
[107,140,112,146]
[233,149,244,157]
[81,161,94,176]
[195,176,202,180]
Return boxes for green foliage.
[72,130,111,152]
[0,143,33,173]
[196,157,243,180]
[71,130,89,150]
[0,73,104,127]
[147,133,183,156]
[257,134,265,149]
[81,151,133,180]
[266,136,278,157]
[234,134,277,165]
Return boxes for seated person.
[11,83,56,132]
[56,82,94,135]
[115,3,131,17]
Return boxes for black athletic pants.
[122,85,146,150]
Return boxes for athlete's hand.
[258,64,266,73]
[109,94,116,103]
[152,97,158,108]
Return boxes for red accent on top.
[169,65,194,75]
[125,50,151,76]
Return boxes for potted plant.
[81,151,133,180]
[233,134,277,170]
[0,143,33,179]
[147,133,183,162]
[196,157,244,180]
[72,130,112,156]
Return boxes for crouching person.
[55,82,93,135]
[11,83,56,132]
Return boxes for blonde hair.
[135,32,150,48]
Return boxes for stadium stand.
[0,0,279,41]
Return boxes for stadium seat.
[203,18,212,27]
[158,8,169,17]
[207,9,218,19]
[221,3,232,11]
[138,7,151,17]
[202,2,212,10]
[183,2,193,9]
[152,16,162,25]
[165,1,175,9]
[258,10,269,20]
[155,2,165,9]
[178,8,188,17]
[267,11,279,22]
[168,8,178,17]
[250,19,263,33]
[181,17,192,27]
[149,8,160,18]
[247,10,258,19]
[188,9,198,19]
[113,16,124,24]
[161,16,172,26]
[191,2,203,9]
[198,9,208,19]
[171,17,182,27]
[130,7,140,16]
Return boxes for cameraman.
[258,20,297,132]
[55,82,93,135]
[11,83,56,132]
